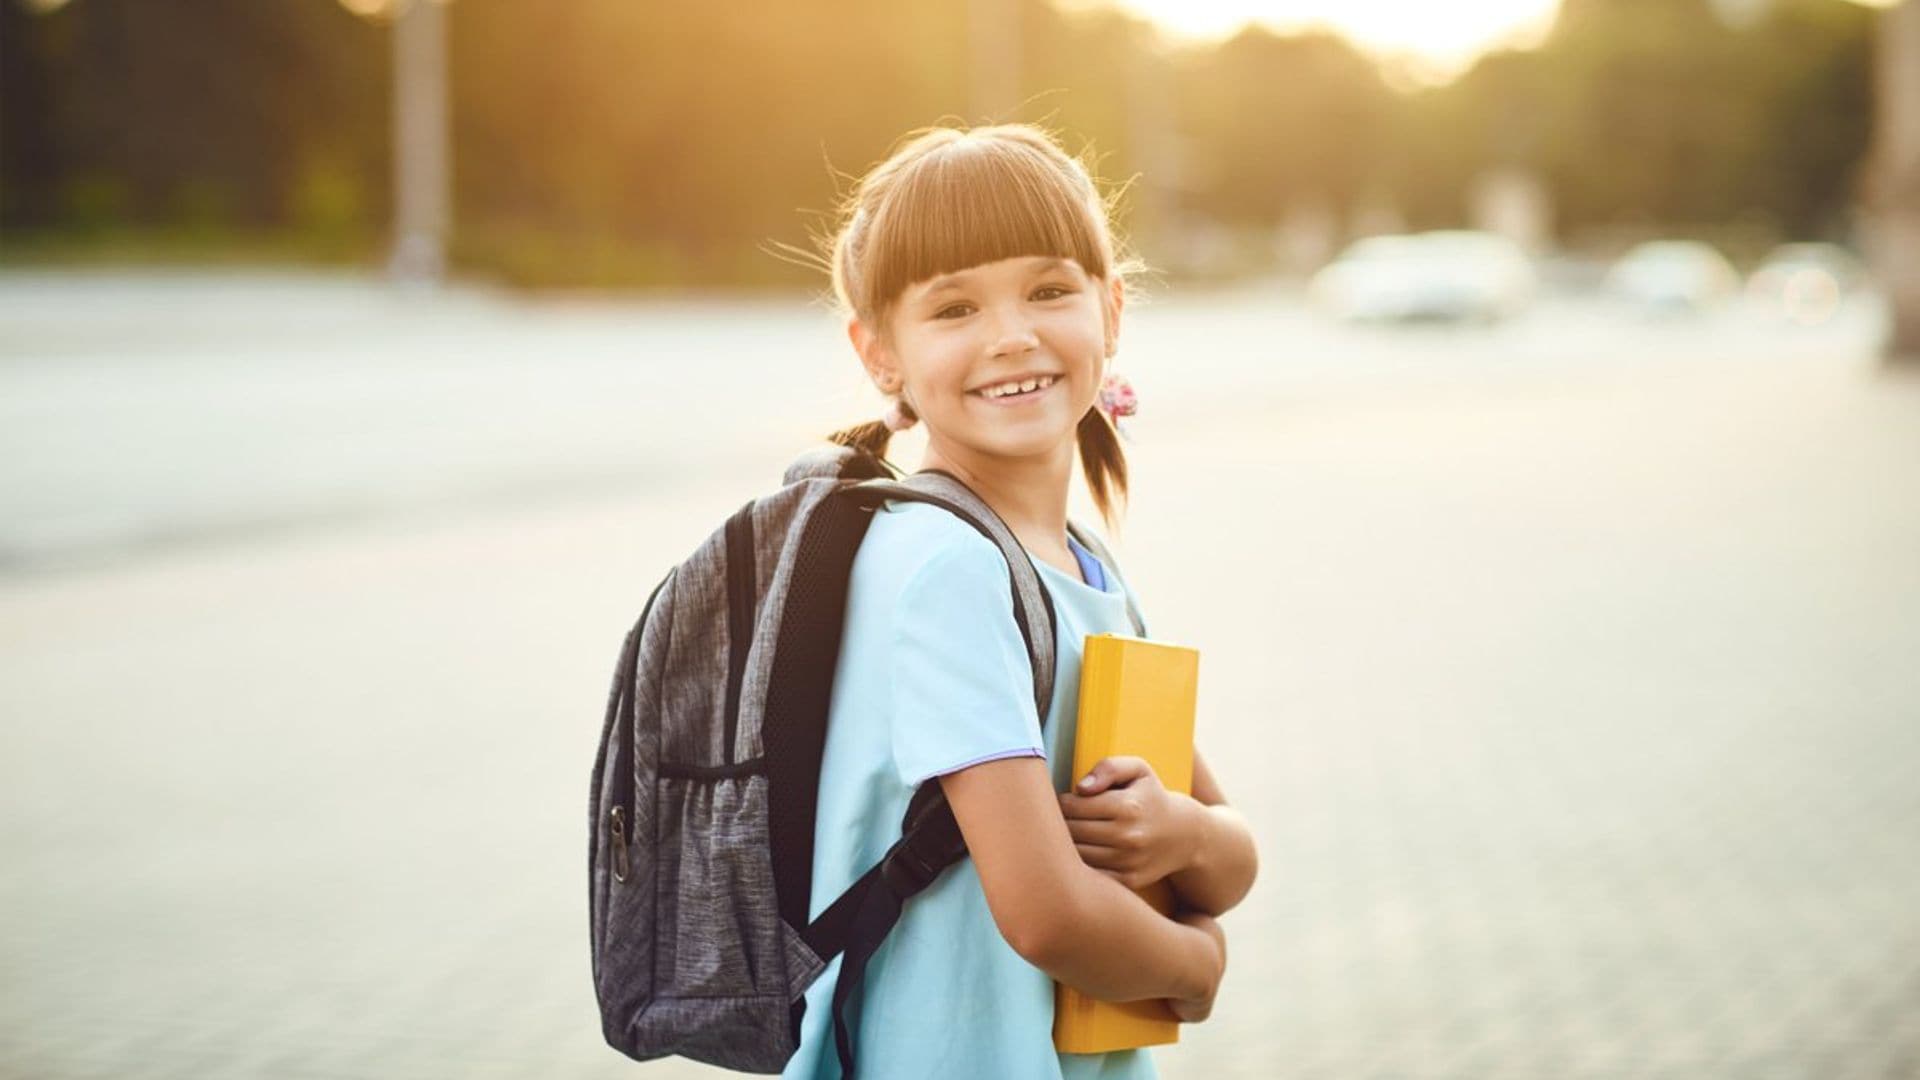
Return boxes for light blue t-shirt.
[780,500,1158,1080]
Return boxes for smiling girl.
[783,123,1259,1080]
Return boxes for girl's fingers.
[1076,755,1154,795]
[1064,818,1126,846]
[1058,790,1129,820]
[1074,842,1146,877]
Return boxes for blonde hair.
[810,123,1142,530]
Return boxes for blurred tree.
[1171,27,1395,229]
[0,0,387,237]
[0,0,59,225]
[0,0,1881,283]
[1387,47,1553,230]
[1535,0,1754,230]
[1738,0,1874,239]
[449,0,975,286]
[1388,0,1871,248]
[1013,0,1147,171]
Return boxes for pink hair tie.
[882,397,918,433]
[1097,372,1138,442]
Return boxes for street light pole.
[389,0,449,283]
[1873,0,1920,362]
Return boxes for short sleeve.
[887,536,1047,787]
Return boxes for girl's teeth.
[986,376,1052,398]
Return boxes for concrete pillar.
[389,0,450,283]
[1871,0,1920,362]
[1470,168,1553,257]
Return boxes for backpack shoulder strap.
[802,470,1063,1079]
[1065,520,1149,638]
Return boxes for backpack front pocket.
[654,768,782,1000]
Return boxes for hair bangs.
[863,138,1111,319]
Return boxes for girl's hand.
[1058,756,1206,891]
[1168,909,1226,1023]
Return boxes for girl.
[784,124,1259,1080]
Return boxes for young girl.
[784,124,1259,1080]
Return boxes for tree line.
[0,0,1876,286]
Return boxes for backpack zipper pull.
[609,805,630,883]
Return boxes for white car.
[1603,240,1739,313]
[1310,231,1535,324]
[1746,243,1863,325]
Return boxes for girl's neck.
[918,437,1074,556]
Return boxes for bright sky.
[1100,0,1901,82]
[1098,0,1563,80]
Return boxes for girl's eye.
[932,286,1073,320]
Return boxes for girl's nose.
[985,309,1040,358]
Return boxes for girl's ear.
[848,315,901,391]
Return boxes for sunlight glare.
[1096,0,1560,76]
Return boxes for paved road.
[1,273,1916,1078]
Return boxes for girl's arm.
[940,756,1225,1005]
[1165,750,1259,917]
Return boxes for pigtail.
[827,419,894,458]
[827,394,917,462]
[1076,405,1129,535]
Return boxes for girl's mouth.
[972,375,1058,407]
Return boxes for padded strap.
[799,774,967,961]
[827,865,900,1079]
[816,783,969,1079]
[809,475,1158,1078]
[804,470,1063,1078]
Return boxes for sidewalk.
[2,296,1916,1077]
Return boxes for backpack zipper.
[609,805,630,882]
[602,569,673,888]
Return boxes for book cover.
[1053,633,1200,1055]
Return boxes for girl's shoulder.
[858,499,1013,605]
[869,498,1001,558]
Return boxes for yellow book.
[1053,633,1200,1055]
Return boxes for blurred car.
[1309,231,1536,324]
[1603,240,1739,313]
[1745,242,1863,326]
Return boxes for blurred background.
[3,1,1919,1078]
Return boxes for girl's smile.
[971,373,1060,405]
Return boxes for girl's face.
[854,254,1122,464]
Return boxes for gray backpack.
[587,444,1143,1077]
